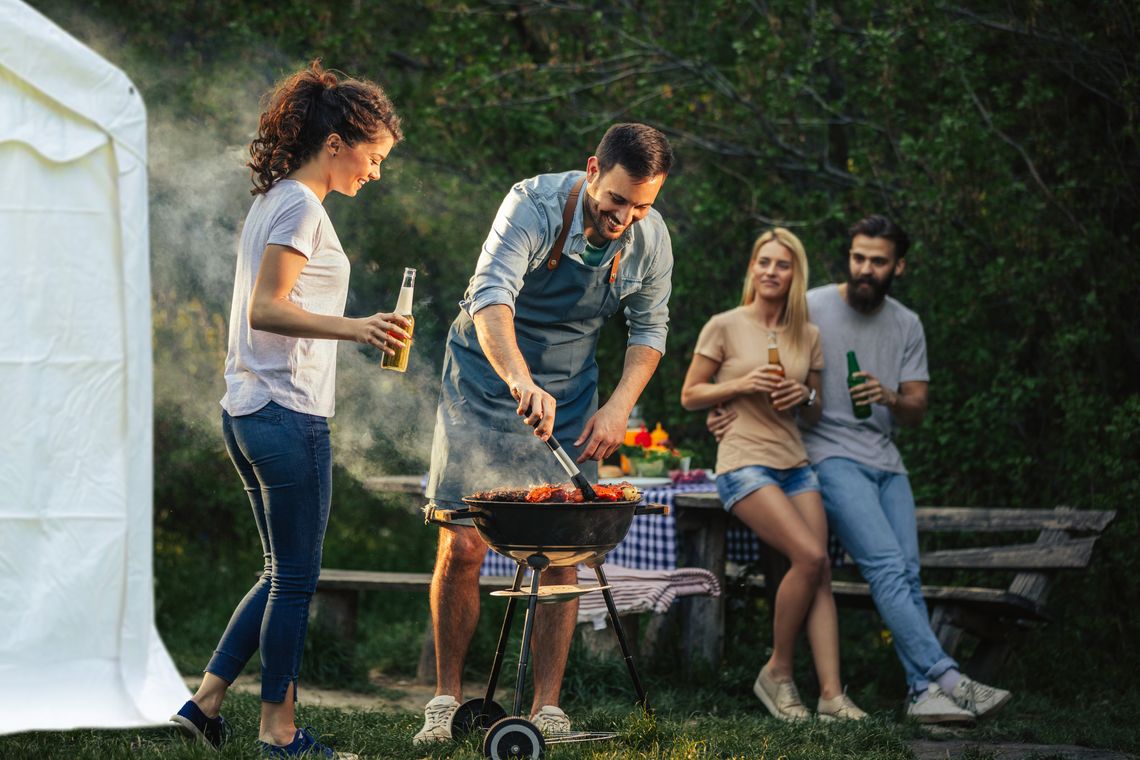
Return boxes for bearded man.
[805,215,1011,723]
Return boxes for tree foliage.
[29,0,1140,673]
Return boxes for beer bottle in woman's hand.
[382,268,416,372]
[767,332,784,403]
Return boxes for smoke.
[39,12,437,484]
[52,6,577,492]
[146,104,453,482]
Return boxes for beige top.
[693,306,824,472]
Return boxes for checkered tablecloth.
[479,480,844,575]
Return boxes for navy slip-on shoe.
[258,727,357,759]
[170,699,230,749]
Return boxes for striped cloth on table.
[575,564,720,629]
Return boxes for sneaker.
[170,699,230,749]
[412,695,460,746]
[817,692,868,722]
[258,727,358,759]
[906,684,976,724]
[950,675,1012,718]
[753,665,811,721]
[530,705,572,736]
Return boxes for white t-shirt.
[221,180,350,418]
[799,285,929,474]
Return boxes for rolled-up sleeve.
[623,231,672,355]
[461,186,547,317]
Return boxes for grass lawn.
[4,607,1138,759]
[6,485,1134,759]
[3,669,1137,760]
[0,693,923,759]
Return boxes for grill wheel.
[483,717,544,759]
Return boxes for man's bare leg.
[529,564,578,713]
[431,524,487,699]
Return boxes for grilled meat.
[470,482,640,503]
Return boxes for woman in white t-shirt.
[170,61,409,758]
[681,228,866,722]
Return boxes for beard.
[846,271,894,312]
[583,193,623,241]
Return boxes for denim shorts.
[715,463,820,512]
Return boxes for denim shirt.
[459,170,672,355]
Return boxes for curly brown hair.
[247,60,403,195]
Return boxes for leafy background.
[21,0,1140,747]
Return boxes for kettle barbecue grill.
[432,486,665,759]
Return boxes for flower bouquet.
[619,423,690,477]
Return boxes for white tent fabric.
[0,0,189,734]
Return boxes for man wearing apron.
[414,124,675,745]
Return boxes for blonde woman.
[681,229,865,722]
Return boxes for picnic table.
[358,474,730,678]
[362,474,831,670]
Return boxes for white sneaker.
[906,684,976,724]
[412,695,459,746]
[950,675,1012,718]
[529,705,572,737]
[817,692,868,722]
[753,665,811,721]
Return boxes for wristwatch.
[801,386,817,408]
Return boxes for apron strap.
[546,176,624,283]
[546,177,584,271]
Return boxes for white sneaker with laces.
[529,705,572,736]
[950,675,1012,718]
[906,684,976,724]
[412,695,459,746]
[817,692,868,721]
[753,665,811,721]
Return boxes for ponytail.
[247,60,402,195]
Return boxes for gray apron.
[426,176,623,507]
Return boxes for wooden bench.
[300,569,512,683]
[307,569,510,635]
[672,493,1116,679]
[304,568,673,682]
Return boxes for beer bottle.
[381,267,416,372]
[847,350,872,419]
[768,332,785,404]
[767,332,784,375]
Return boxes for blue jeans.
[208,401,332,702]
[814,457,957,694]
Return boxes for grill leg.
[512,555,547,717]
[481,563,527,718]
[593,563,651,711]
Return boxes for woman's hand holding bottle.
[770,378,809,411]
[734,365,787,397]
[353,312,411,354]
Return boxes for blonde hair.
[740,228,810,353]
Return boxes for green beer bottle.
[847,350,872,420]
